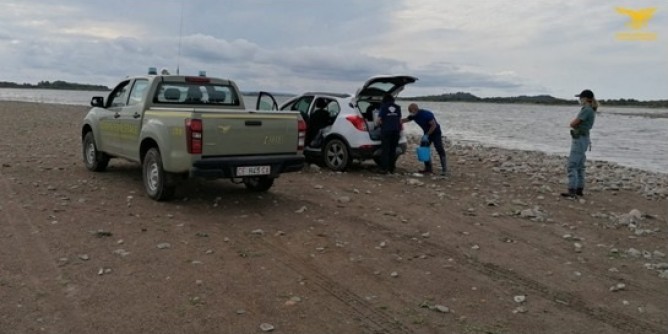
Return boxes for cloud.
[0,0,665,99]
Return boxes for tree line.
[0,80,109,91]
[401,92,668,108]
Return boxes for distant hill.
[0,80,109,91]
[402,92,668,108]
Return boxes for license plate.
[236,165,271,176]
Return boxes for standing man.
[562,89,597,198]
[402,103,447,175]
[377,94,402,174]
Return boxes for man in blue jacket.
[402,103,447,175]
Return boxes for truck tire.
[143,148,176,201]
[243,176,274,192]
[323,138,350,171]
[83,132,109,172]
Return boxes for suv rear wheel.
[323,138,350,171]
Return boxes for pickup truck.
[81,70,306,201]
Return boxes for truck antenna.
[176,0,184,75]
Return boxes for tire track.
[0,172,87,333]
[340,213,665,334]
[239,233,414,334]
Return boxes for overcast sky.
[1,1,666,99]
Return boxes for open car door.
[256,91,278,111]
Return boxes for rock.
[421,232,430,238]
[659,270,668,279]
[514,295,526,303]
[93,230,112,238]
[390,271,399,278]
[251,229,265,236]
[626,248,642,258]
[259,323,275,332]
[406,178,425,186]
[157,243,171,249]
[629,209,642,220]
[512,306,528,314]
[433,305,450,313]
[338,196,351,203]
[113,249,130,257]
[295,206,307,214]
[78,254,90,261]
[195,232,209,237]
[236,309,246,315]
[609,283,626,292]
[313,184,324,189]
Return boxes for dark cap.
[575,89,594,99]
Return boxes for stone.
[514,295,526,303]
[157,243,171,249]
[434,305,450,313]
[512,306,528,314]
[259,323,275,332]
[626,248,641,258]
[295,206,307,214]
[609,283,626,292]
[251,229,265,236]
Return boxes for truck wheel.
[243,176,274,192]
[323,138,350,171]
[143,148,176,201]
[83,132,109,172]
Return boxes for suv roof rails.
[304,92,351,98]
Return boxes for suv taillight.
[185,118,203,154]
[297,118,307,151]
[345,115,368,132]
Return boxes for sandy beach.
[1,101,666,333]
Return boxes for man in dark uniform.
[402,103,447,175]
[306,98,331,147]
[377,94,402,174]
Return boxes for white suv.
[279,75,417,171]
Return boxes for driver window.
[128,79,149,107]
[108,81,131,108]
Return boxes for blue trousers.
[567,136,590,189]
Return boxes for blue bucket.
[416,146,431,162]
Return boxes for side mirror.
[91,96,104,107]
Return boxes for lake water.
[1,88,666,174]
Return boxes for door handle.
[133,113,141,119]
[245,120,262,126]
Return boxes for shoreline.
[3,100,667,186]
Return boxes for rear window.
[153,82,240,106]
